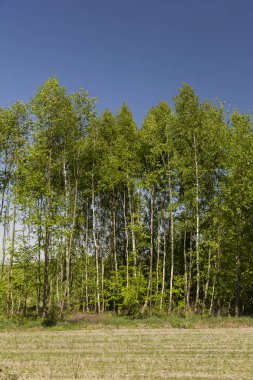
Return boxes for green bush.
[42,305,59,327]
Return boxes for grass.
[0,313,252,331]
[0,327,253,379]
[0,314,252,379]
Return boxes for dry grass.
[0,328,253,379]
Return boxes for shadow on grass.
[0,366,19,380]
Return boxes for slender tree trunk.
[203,245,212,310]
[183,224,188,311]
[111,188,118,314]
[186,232,192,309]
[6,200,16,318]
[128,181,137,277]
[160,214,167,310]
[168,174,174,313]
[1,185,10,281]
[60,156,73,312]
[101,255,105,313]
[142,188,154,315]
[43,148,52,317]
[0,152,8,217]
[92,174,100,314]
[112,188,118,277]
[235,238,242,317]
[209,274,216,316]
[156,209,161,296]
[62,157,70,310]
[193,134,200,313]
[123,190,129,288]
[85,253,89,313]
[216,225,221,316]
[36,222,42,314]
[43,219,50,316]
[85,205,89,312]
[65,177,78,309]
[1,196,9,276]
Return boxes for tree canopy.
[0,78,252,318]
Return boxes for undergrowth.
[0,313,252,331]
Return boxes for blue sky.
[0,0,253,126]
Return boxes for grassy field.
[0,323,253,379]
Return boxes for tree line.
[0,78,252,318]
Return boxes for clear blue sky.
[0,0,253,126]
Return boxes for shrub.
[42,305,59,327]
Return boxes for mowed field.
[0,327,253,380]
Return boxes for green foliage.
[0,79,253,320]
[42,305,59,327]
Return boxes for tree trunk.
[65,177,78,310]
[168,173,174,313]
[203,245,212,310]
[101,255,105,313]
[156,209,161,296]
[43,148,52,317]
[142,188,154,315]
[193,134,200,313]
[112,188,118,277]
[85,205,89,312]
[1,195,9,277]
[186,232,192,310]
[36,221,42,314]
[160,214,167,310]
[128,181,137,277]
[6,200,16,318]
[123,190,129,288]
[183,224,188,311]
[209,274,216,316]
[92,174,100,314]
[216,225,221,316]
[235,249,242,317]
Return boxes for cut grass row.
[0,327,253,379]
